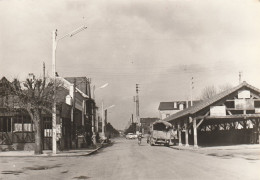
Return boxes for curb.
[0,142,113,158]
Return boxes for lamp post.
[102,104,115,139]
[52,26,87,154]
[93,83,109,140]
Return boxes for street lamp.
[102,104,115,139]
[52,25,87,154]
[93,83,109,139]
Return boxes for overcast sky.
[1,0,260,129]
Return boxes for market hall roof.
[164,81,260,123]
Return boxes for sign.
[238,90,250,99]
[235,99,254,109]
[255,108,260,114]
[210,106,226,116]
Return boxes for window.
[0,117,11,132]
[174,102,177,108]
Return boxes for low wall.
[0,143,35,151]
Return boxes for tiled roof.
[158,102,176,110]
[164,81,260,122]
[158,100,201,110]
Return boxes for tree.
[1,76,57,154]
[219,83,233,92]
[200,83,233,100]
[201,85,217,100]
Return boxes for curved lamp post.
[102,104,115,139]
[52,26,87,154]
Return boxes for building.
[140,117,160,134]
[164,81,260,147]
[0,76,96,151]
[158,101,200,120]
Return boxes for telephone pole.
[43,62,45,80]
[190,77,194,106]
[239,71,243,84]
[135,84,140,131]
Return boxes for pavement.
[170,143,260,151]
[0,142,110,157]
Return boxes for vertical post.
[136,84,140,132]
[193,117,198,148]
[178,123,182,146]
[101,100,105,138]
[52,30,57,154]
[91,101,96,145]
[190,77,194,107]
[185,120,189,147]
[257,119,260,144]
[105,109,108,137]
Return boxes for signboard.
[255,108,260,114]
[235,99,254,109]
[210,106,226,116]
[238,90,250,99]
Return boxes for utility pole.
[239,71,242,84]
[101,100,105,138]
[190,77,194,107]
[43,62,45,80]
[71,78,76,148]
[51,26,87,153]
[136,84,140,132]
[52,30,57,154]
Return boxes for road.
[0,138,259,180]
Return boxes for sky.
[1,0,260,130]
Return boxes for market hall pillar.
[185,120,189,147]
[192,117,198,148]
[178,123,182,146]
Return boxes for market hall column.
[192,117,198,148]
[185,120,189,147]
[178,123,182,146]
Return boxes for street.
[0,138,259,180]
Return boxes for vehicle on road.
[126,133,138,139]
[149,120,177,146]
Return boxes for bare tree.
[219,83,233,92]
[201,85,217,100]
[1,76,57,154]
[200,83,234,100]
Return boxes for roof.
[158,100,201,110]
[158,102,176,110]
[153,120,173,128]
[140,117,159,124]
[164,81,260,122]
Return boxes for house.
[164,81,260,147]
[158,101,200,120]
[0,76,96,151]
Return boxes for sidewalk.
[170,144,260,151]
[0,142,110,157]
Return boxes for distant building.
[158,101,200,120]
[140,117,160,134]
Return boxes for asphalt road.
[0,138,259,180]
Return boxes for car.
[126,133,134,139]
[132,134,138,139]
[126,133,138,139]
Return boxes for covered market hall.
[164,81,260,148]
